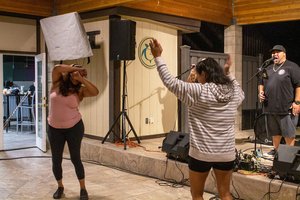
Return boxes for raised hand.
[187,65,197,83]
[71,71,84,82]
[149,38,163,58]
[72,64,87,78]
[78,68,87,78]
[224,55,231,75]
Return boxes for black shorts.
[266,114,298,138]
[188,156,235,172]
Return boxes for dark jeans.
[48,120,85,180]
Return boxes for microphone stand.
[247,58,272,157]
[176,66,194,79]
[246,58,272,85]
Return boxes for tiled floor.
[0,147,198,200]
[1,127,300,200]
[1,128,217,200]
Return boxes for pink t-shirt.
[48,90,81,129]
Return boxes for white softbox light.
[40,12,93,61]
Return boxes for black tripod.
[102,61,141,150]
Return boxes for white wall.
[126,21,178,136]
[76,19,179,137]
[78,19,178,137]
[0,16,36,52]
[81,20,110,137]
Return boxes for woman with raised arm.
[150,39,244,200]
[47,63,99,200]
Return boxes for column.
[224,25,243,131]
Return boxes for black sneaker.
[53,187,64,199]
[80,189,89,200]
[267,149,277,156]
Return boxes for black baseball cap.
[270,45,286,53]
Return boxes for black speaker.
[254,114,272,145]
[110,19,136,60]
[273,144,300,182]
[162,131,189,163]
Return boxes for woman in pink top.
[47,63,99,200]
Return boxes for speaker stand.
[102,61,141,149]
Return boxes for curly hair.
[195,57,232,85]
[59,69,82,97]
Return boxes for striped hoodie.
[155,57,244,162]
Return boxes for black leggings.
[48,120,85,181]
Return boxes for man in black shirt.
[258,45,300,155]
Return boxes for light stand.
[102,61,141,150]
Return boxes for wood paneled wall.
[234,0,300,25]
[125,21,178,136]
[78,20,110,137]
[0,0,232,25]
[46,20,110,138]
[121,0,232,25]
[55,0,232,25]
[0,0,52,17]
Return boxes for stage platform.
[76,129,300,200]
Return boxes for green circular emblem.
[138,37,156,69]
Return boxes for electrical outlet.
[149,117,154,124]
[145,118,149,124]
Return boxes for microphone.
[257,57,274,79]
[264,56,275,64]
[259,57,274,71]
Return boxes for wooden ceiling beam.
[0,0,52,17]
[55,0,232,25]
[122,0,232,25]
[0,0,232,25]
[2,0,300,26]
[234,0,300,25]
[55,0,144,14]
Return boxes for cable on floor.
[231,178,245,200]
[114,138,140,148]
[114,137,163,153]
[260,178,285,200]
[155,157,189,188]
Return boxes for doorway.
[2,54,36,149]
